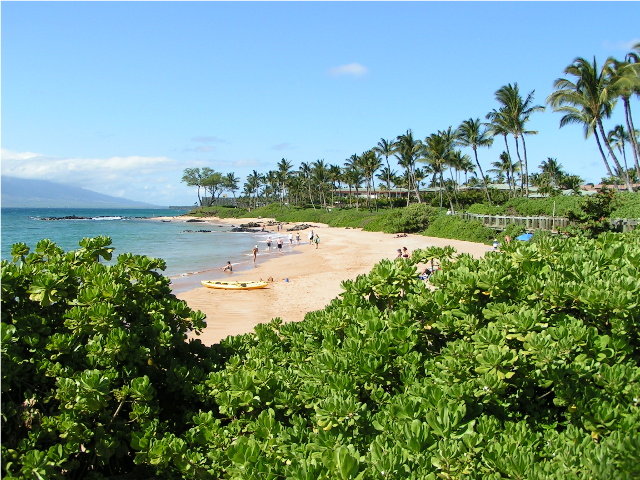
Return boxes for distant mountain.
[1,176,163,208]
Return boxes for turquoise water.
[1,208,295,293]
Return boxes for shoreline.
[167,215,493,346]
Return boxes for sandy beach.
[172,216,492,345]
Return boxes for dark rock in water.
[182,229,213,233]
[239,222,261,228]
[186,219,205,223]
[230,227,262,233]
[40,215,91,221]
[287,223,315,231]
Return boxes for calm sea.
[1,208,295,293]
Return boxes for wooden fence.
[461,213,638,233]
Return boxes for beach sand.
[173,216,492,345]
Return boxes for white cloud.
[328,63,368,78]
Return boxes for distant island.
[1,176,164,208]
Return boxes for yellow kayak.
[201,280,268,290]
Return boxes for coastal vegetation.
[182,45,639,213]
[3,230,639,478]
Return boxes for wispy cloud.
[191,136,227,143]
[272,143,292,151]
[328,63,368,78]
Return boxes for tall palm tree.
[455,118,494,205]
[299,162,316,209]
[223,172,240,204]
[244,170,262,209]
[312,159,331,210]
[276,158,293,209]
[376,166,398,200]
[607,125,633,180]
[490,83,545,196]
[422,128,456,212]
[609,42,640,174]
[358,150,382,211]
[394,130,424,205]
[547,56,633,191]
[485,111,519,195]
[342,157,364,210]
[373,138,397,205]
[328,164,343,207]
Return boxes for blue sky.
[2,1,639,206]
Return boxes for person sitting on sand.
[222,261,233,272]
[402,247,410,258]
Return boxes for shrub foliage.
[3,232,640,478]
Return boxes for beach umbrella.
[516,233,533,241]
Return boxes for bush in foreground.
[4,233,639,478]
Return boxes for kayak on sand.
[201,280,268,290]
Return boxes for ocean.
[1,208,297,293]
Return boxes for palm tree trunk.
[597,119,633,191]
[473,148,492,206]
[594,130,615,179]
[623,97,640,176]
[513,135,525,196]
[521,134,531,197]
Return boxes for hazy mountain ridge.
[1,177,162,208]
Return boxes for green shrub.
[425,215,495,243]
[4,232,640,478]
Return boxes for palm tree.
[422,128,456,212]
[299,162,316,209]
[539,157,565,188]
[547,56,633,192]
[312,159,331,210]
[455,118,494,205]
[244,170,262,209]
[328,164,343,207]
[223,172,240,204]
[486,111,518,195]
[609,42,640,174]
[490,83,545,196]
[376,166,397,196]
[608,125,632,183]
[276,158,293,209]
[342,157,364,210]
[358,150,382,211]
[373,138,397,205]
[395,130,424,205]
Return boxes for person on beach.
[288,233,293,244]
[222,261,233,272]
[266,237,272,250]
[309,230,314,245]
[402,247,410,258]
[296,233,301,244]
[314,235,320,249]
[492,238,499,250]
[277,238,283,253]
[252,245,259,263]
[396,249,403,258]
